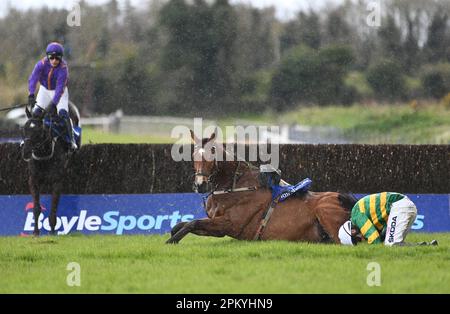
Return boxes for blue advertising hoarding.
[0,194,207,236]
[0,193,448,236]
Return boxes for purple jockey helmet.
[46,42,64,59]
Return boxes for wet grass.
[0,233,449,293]
[223,103,450,144]
[69,104,450,145]
[283,104,450,144]
[82,127,176,144]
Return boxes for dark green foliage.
[270,45,355,109]
[424,12,449,63]
[158,0,239,115]
[378,15,404,63]
[0,0,449,113]
[280,11,321,52]
[325,9,351,45]
[366,60,406,100]
[421,64,450,99]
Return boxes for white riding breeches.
[36,86,69,114]
[384,196,417,246]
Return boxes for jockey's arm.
[352,212,381,244]
[52,67,68,106]
[28,60,44,96]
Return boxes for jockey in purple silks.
[28,42,77,151]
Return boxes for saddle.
[270,178,312,202]
[258,164,312,202]
[254,165,312,240]
[43,116,81,147]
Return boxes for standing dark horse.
[167,131,356,244]
[21,102,80,236]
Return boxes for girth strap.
[253,195,281,241]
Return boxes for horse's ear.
[25,106,32,119]
[190,130,200,144]
[209,128,217,142]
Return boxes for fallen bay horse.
[166,130,357,244]
[21,102,80,236]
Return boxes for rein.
[22,115,61,162]
[194,146,259,196]
[31,140,56,161]
[0,103,27,112]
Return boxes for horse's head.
[190,129,221,193]
[22,117,53,161]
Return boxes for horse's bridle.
[192,145,220,193]
[22,117,59,162]
[192,145,258,195]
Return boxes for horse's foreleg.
[171,221,211,237]
[49,188,61,235]
[170,222,187,237]
[166,218,230,244]
[170,222,212,237]
[29,176,40,236]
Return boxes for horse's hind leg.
[29,176,41,236]
[166,218,230,244]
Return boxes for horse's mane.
[337,193,358,212]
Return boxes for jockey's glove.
[48,101,58,117]
[28,94,35,107]
[49,100,57,109]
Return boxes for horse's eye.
[211,146,216,154]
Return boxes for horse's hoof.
[166,238,179,244]
[49,231,57,236]
[430,240,438,246]
[33,232,40,237]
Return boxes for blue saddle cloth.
[270,178,312,202]
[43,117,82,146]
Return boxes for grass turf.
[222,104,450,144]
[1,233,449,293]
[82,127,176,144]
[70,104,450,145]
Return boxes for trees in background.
[270,45,354,109]
[0,0,449,115]
[367,60,406,101]
[158,0,239,115]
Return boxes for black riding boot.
[63,116,78,151]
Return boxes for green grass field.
[222,103,450,144]
[82,127,176,144]
[1,233,449,293]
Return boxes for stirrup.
[69,142,78,151]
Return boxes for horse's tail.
[337,193,358,212]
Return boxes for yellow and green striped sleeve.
[351,211,381,244]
